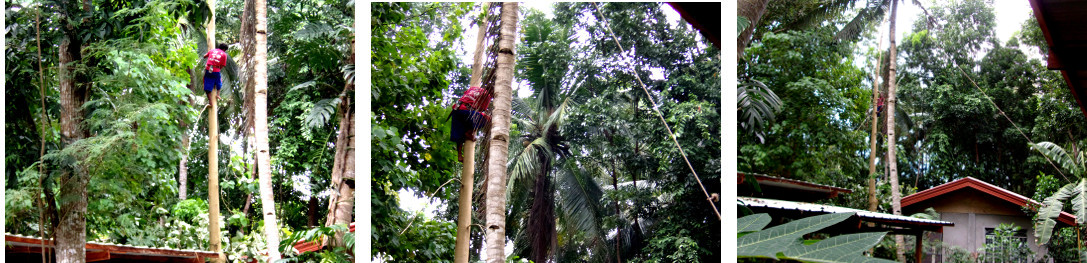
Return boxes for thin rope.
[591,3,721,220]
[952,62,1071,183]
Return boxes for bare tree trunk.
[868,59,882,213]
[323,33,357,250]
[56,15,90,261]
[485,3,518,262]
[737,0,771,61]
[205,0,225,262]
[324,88,355,245]
[36,7,51,263]
[611,161,622,263]
[455,6,490,263]
[253,0,281,259]
[885,1,905,261]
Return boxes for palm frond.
[833,0,892,42]
[779,0,858,33]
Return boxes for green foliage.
[738,213,896,262]
[370,2,467,262]
[978,223,1034,262]
[278,224,354,263]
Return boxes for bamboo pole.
[455,6,491,262]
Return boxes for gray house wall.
[904,188,1049,262]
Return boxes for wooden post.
[208,89,223,263]
[455,5,490,263]
[454,140,476,263]
[914,232,924,263]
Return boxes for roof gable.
[903,177,1076,226]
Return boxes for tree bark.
[868,58,882,213]
[885,1,905,261]
[455,6,490,263]
[323,33,357,250]
[253,0,282,259]
[56,21,90,263]
[737,0,771,61]
[485,3,518,262]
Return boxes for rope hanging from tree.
[591,2,721,220]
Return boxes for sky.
[878,0,1033,49]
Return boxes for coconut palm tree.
[252,0,281,260]
[484,3,519,263]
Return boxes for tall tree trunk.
[737,0,771,61]
[253,0,281,259]
[868,59,882,213]
[485,3,518,262]
[57,11,90,262]
[885,1,905,261]
[179,70,194,200]
[455,6,490,263]
[205,0,225,261]
[324,33,357,249]
[35,6,52,263]
[611,161,622,263]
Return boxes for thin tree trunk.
[885,1,905,261]
[485,3,518,262]
[737,0,771,61]
[253,0,281,259]
[205,0,225,261]
[611,161,622,263]
[36,7,52,263]
[868,63,882,213]
[455,6,490,263]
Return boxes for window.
[982,227,1030,263]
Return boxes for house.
[902,177,1076,262]
[738,172,953,262]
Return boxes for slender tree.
[485,2,519,262]
[204,0,225,261]
[884,0,905,261]
[253,0,281,259]
[455,5,490,263]
[869,39,884,213]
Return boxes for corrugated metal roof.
[5,232,216,255]
[739,197,953,226]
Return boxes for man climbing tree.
[204,43,230,101]
[450,85,492,162]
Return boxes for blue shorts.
[450,110,487,143]
[204,71,222,93]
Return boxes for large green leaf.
[782,232,897,263]
[1035,181,1077,245]
[1030,142,1083,176]
[737,212,853,258]
[738,213,770,233]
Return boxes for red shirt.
[204,49,228,72]
[458,86,492,111]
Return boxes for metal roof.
[1029,0,1087,118]
[6,232,218,261]
[902,176,1077,226]
[738,172,853,202]
[739,197,953,226]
